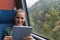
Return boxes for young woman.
[4,9,34,40]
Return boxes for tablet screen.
[12,26,32,40]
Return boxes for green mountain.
[27,0,60,40]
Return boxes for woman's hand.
[23,35,33,40]
[4,35,33,40]
[4,36,13,40]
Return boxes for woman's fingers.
[23,35,33,40]
[4,36,13,40]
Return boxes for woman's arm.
[3,27,12,40]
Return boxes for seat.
[0,10,15,40]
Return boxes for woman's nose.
[19,19,22,22]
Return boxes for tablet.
[12,26,32,40]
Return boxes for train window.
[26,0,60,40]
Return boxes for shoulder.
[5,27,12,31]
[4,27,13,36]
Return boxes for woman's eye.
[16,17,24,19]
[21,17,24,19]
[16,17,20,18]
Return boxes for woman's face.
[15,12,26,26]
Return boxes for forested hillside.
[28,0,60,40]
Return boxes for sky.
[26,0,39,7]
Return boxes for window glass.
[26,0,60,40]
